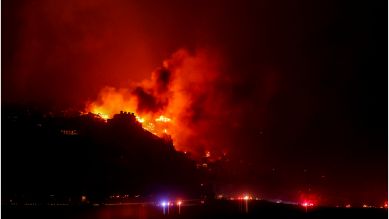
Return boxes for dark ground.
[3,201,388,219]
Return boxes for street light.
[161,201,167,215]
[177,201,182,214]
[243,195,249,213]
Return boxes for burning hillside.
[86,49,227,154]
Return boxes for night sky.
[3,0,388,204]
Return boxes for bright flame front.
[91,106,173,139]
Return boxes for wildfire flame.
[85,49,222,153]
[90,107,173,138]
[155,115,171,123]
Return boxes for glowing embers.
[99,114,110,120]
[141,115,172,136]
[143,121,156,132]
[135,116,145,123]
[90,109,172,138]
[93,112,109,120]
[155,115,171,123]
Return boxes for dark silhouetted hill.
[3,107,201,202]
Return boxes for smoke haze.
[3,0,387,203]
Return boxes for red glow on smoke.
[86,49,224,154]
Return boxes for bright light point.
[244,195,249,200]
[96,113,109,120]
[161,202,166,207]
[177,201,182,205]
[136,116,144,123]
[302,201,314,207]
[155,115,171,123]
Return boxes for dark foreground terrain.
[3,201,388,219]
